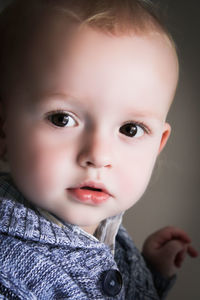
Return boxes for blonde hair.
[0,0,176,41]
[0,0,177,95]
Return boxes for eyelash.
[45,110,151,137]
[123,121,150,133]
[45,110,78,128]
[119,121,150,138]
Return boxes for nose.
[77,131,113,169]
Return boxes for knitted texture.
[0,174,175,299]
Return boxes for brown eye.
[119,123,144,138]
[48,113,76,127]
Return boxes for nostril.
[77,150,112,169]
[86,161,94,166]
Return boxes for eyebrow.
[36,92,85,108]
[37,92,163,121]
[123,109,163,122]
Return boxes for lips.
[67,181,111,204]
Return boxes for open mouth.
[80,186,102,192]
[68,185,110,204]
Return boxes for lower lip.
[68,188,110,204]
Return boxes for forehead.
[67,28,178,89]
[14,26,178,118]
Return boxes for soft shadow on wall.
[124,1,200,300]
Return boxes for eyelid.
[45,109,79,127]
[122,120,151,134]
[45,109,78,121]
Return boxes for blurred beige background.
[0,0,199,299]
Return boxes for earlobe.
[158,123,171,155]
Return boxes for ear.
[158,122,171,155]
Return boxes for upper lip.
[68,181,112,196]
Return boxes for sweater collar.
[0,173,122,252]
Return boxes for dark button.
[102,269,123,297]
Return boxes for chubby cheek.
[115,144,158,210]
[7,129,74,202]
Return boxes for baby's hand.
[142,226,198,278]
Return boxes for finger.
[174,249,186,268]
[187,245,199,257]
[154,227,191,248]
[165,227,191,243]
[159,240,187,261]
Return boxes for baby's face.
[2,26,178,234]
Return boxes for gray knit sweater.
[0,173,175,299]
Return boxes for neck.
[80,223,99,235]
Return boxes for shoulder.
[115,225,159,300]
[115,225,151,281]
[115,225,141,259]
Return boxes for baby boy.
[0,0,198,299]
